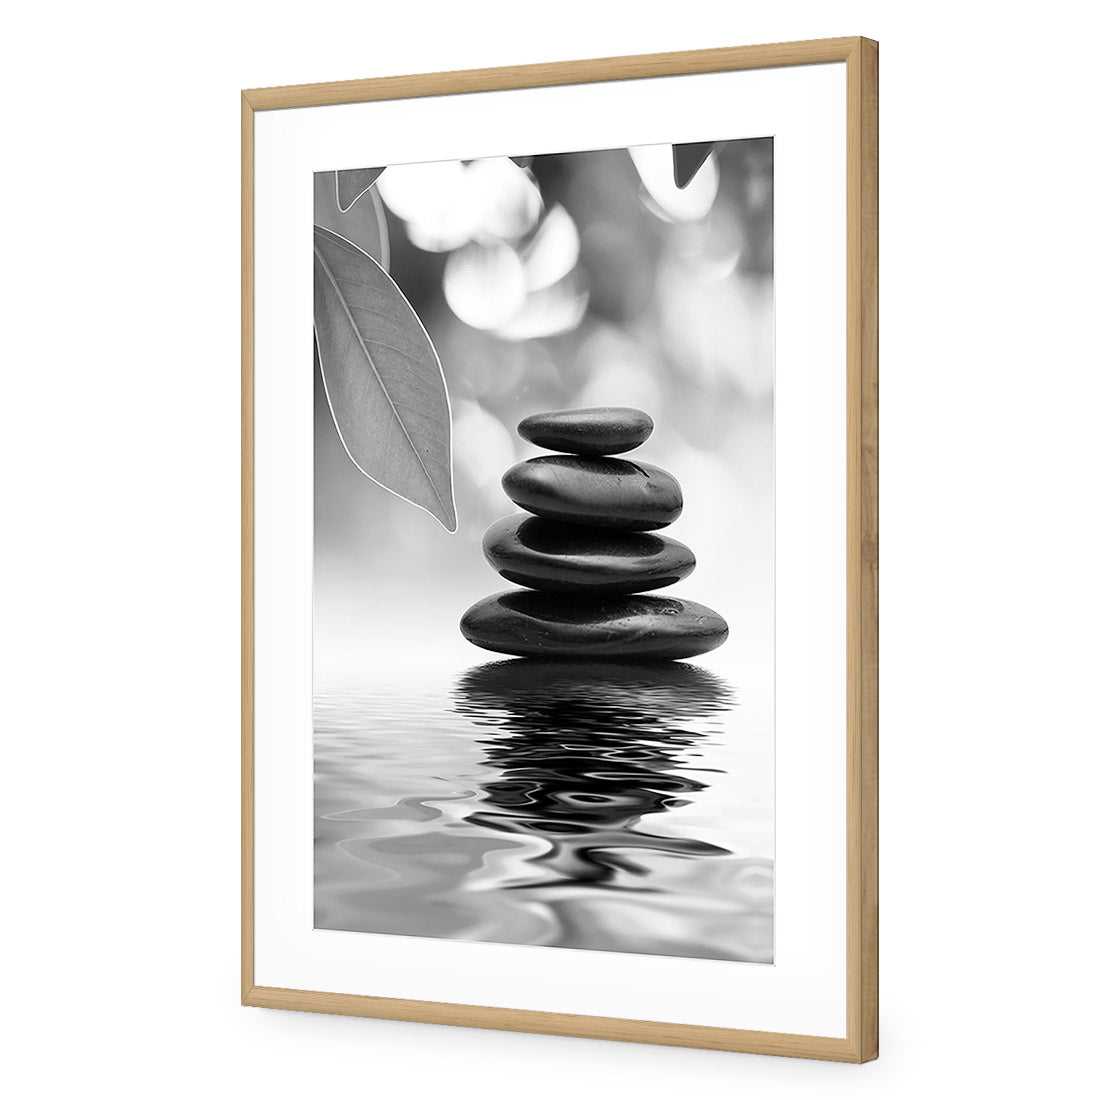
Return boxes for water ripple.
[314,659,773,962]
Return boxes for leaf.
[313,225,457,532]
[314,172,390,268]
[336,167,384,211]
[510,155,533,169]
[672,142,716,189]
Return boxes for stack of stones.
[460,407,728,661]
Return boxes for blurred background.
[314,137,774,676]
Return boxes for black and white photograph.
[17,3,1100,1091]
[313,139,776,962]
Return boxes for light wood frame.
[242,36,878,1062]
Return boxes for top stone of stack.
[517,407,654,456]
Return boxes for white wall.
[3,2,1097,1096]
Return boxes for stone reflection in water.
[314,661,773,962]
[452,660,773,961]
[455,660,730,883]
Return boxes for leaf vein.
[314,238,450,519]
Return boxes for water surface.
[315,659,773,962]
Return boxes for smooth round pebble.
[459,591,729,660]
[501,456,682,531]
[482,514,695,594]
[517,407,654,456]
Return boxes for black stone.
[517,407,654,456]
[482,514,695,594]
[459,591,729,660]
[501,456,683,531]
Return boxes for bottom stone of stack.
[459,591,729,661]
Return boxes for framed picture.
[242,36,878,1062]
